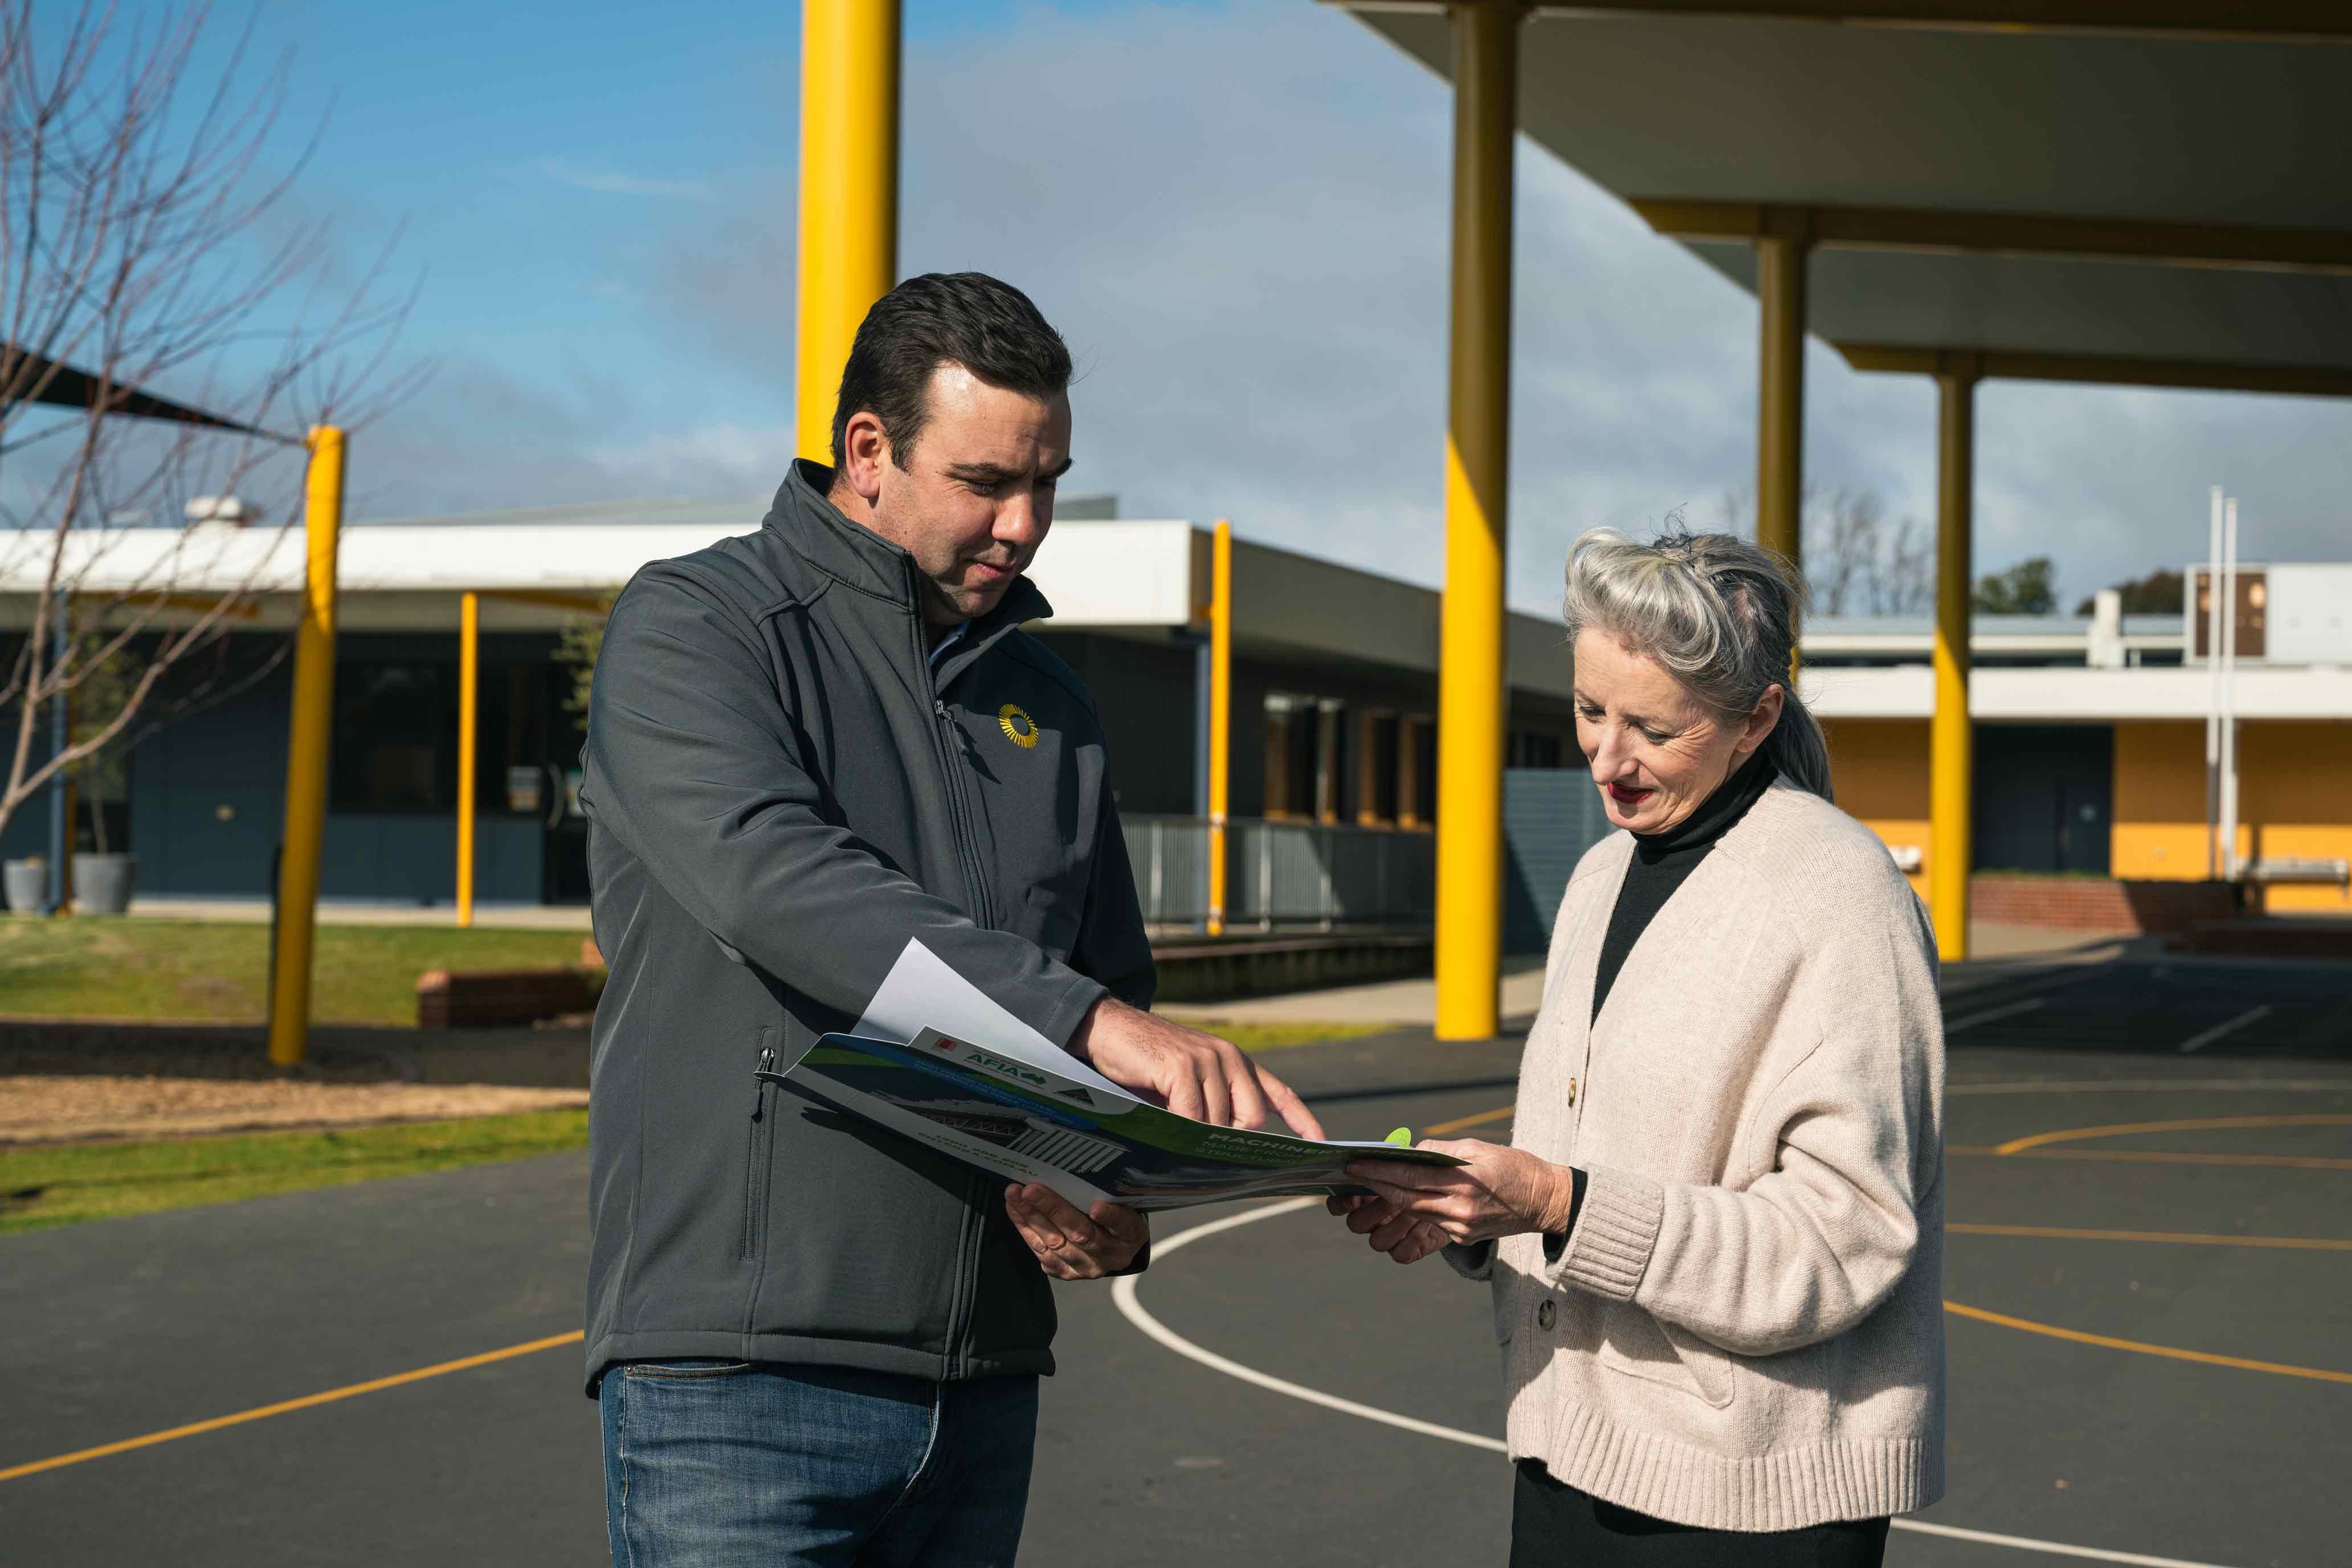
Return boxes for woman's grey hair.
[1561,525,1834,802]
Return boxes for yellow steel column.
[1930,369,1977,963]
[268,426,346,1068]
[456,590,480,929]
[1754,224,1810,593]
[1206,519,1232,937]
[794,0,901,463]
[1435,0,1519,1042]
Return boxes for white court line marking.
[2178,1005,2275,1055]
[1949,1078,2352,1096]
[1946,997,2047,1033]
[1116,1200,2243,1568]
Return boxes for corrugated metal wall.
[1504,769,1614,954]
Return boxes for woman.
[1342,528,1944,1567]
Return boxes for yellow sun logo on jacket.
[997,704,1040,749]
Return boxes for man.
[581,271,1321,1567]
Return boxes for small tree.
[1973,557,2058,616]
[554,598,614,736]
[0,1,419,849]
[2075,567,2183,617]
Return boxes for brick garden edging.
[1970,875,2242,934]
[415,969,602,1030]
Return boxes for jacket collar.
[765,459,1053,638]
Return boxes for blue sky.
[70,0,2352,614]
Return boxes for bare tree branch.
[0,0,415,852]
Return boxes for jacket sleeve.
[1068,770,1155,1010]
[582,565,1108,1046]
[1541,892,1942,1358]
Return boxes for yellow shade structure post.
[1930,369,1977,963]
[794,0,901,463]
[456,591,480,929]
[1435,0,1520,1042]
[1755,226,1810,609]
[267,426,346,1069]
[1206,519,1233,937]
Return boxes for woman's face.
[1572,629,1782,835]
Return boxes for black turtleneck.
[1591,748,1778,1026]
[1532,750,1775,1265]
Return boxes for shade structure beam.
[1321,1,2352,42]
[1632,198,2352,277]
[1838,342,2352,401]
[1434,0,1521,1042]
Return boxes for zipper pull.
[752,1046,775,1119]
[936,700,979,757]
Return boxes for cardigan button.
[1537,1300,1557,1330]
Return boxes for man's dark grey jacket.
[579,460,1155,1392]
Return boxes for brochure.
[766,939,1464,1212]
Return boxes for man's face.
[854,364,1072,629]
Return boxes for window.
[332,661,455,811]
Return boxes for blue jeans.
[599,1361,1039,1568]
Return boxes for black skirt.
[1510,1461,1890,1568]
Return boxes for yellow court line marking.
[1943,1300,2352,1386]
[1951,1144,2352,1172]
[1947,1222,2352,1252]
[0,1329,583,1485]
[1995,1113,2352,1156]
[1422,1104,1514,1137]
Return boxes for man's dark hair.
[831,272,1073,471]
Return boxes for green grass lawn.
[0,1109,590,1237]
[1208,1020,1389,1052]
[0,920,593,1026]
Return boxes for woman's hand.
[1344,1139,1578,1248]
[1325,1193,1450,1265]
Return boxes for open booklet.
[766,938,1464,1213]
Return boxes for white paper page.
[854,938,1130,1100]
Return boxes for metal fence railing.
[1122,815,1435,931]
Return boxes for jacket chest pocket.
[952,695,1095,957]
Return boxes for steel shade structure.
[1332,1,2352,992]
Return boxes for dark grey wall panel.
[1504,769,1615,955]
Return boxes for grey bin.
[3,856,48,914]
[73,852,137,915]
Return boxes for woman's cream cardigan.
[1449,779,1946,1532]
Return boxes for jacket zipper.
[916,612,997,1378]
[932,699,994,922]
[744,1040,777,1260]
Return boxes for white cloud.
[375,0,2348,617]
[537,158,716,202]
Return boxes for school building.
[5,504,2344,937]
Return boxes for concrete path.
[122,897,595,929]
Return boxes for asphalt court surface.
[3,954,2347,1566]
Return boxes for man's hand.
[1326,1192,1449,1265]
[1068,998,1325,1140]
[1343,1138,1576,1248]
[1005,1183,1148,1280]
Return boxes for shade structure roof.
[1340,5,2352,394]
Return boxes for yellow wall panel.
[1824,718,1930,897]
